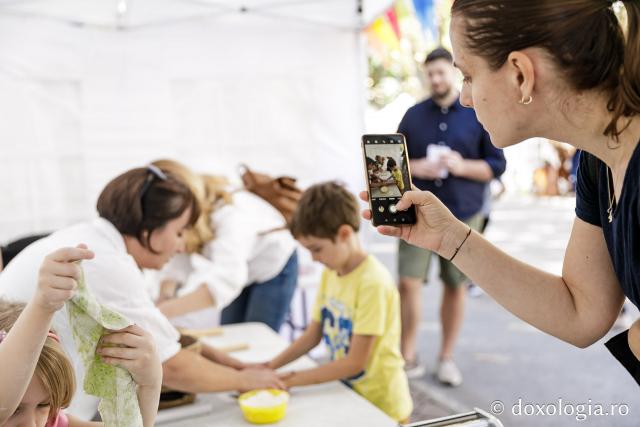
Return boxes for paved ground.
[367,195,640,426]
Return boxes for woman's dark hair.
[97,167,200,252]
[451,0,640,139]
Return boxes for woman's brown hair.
[0,300,75,421]
[97,166,201,252]
[151,160,232,253]
[451,0,640,138]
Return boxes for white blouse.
[160,190,297,309]
[0,218,180,420]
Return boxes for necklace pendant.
[608,210,613,223]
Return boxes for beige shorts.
[397,214,483,288]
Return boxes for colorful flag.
[412,0,437,41]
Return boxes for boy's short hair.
[290,181,360,240]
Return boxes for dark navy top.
[398,97,506,220]
[575,143,640,309]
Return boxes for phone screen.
[362,134,417,226]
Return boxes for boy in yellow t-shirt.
[391,164,405,193]
[263,181,413,422]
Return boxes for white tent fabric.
[0,0,393,30]
[0,0,392,241]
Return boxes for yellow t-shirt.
[311,255,413,422]
[391,168,404,192]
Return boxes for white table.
[156,322,397,427]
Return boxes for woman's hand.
[359,190,467,258]
[156,280,179,304]
[97,324,162,389]
[35,245,95,313]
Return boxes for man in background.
[397,47,506,386]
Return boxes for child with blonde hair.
[0,246,162,427]
[152,159,298,332]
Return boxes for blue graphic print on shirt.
[320,297,365,382]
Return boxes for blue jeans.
[221,251,298,331]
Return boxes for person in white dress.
[153,160,298,332]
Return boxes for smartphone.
[361,134,417,227]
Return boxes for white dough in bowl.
[241,391,289,408]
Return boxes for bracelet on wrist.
[449,226,472,262]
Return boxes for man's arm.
[446,127,506,183]
[409,158,447,180]
[446,154,494,182]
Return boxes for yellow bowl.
[238,389,289,424]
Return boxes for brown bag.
[238,164,303,224]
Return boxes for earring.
[519,95,533,105]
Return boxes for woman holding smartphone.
[362,0,640,384]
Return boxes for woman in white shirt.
[154,160,298,332]
[0,165,284,420]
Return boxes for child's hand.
[97,324,163,389]
[35,244,95,313]
[277,371,297,389]
[237,368,285,393]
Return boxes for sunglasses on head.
[139,164,168,200]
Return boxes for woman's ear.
[507,51,535,103]
[141,229,155,251]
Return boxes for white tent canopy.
[0,0,393,30]
[0,0,392,241]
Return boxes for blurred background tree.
[365,0,453,108]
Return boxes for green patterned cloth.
[66,264,143,426]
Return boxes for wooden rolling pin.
[177,326,224,338]
[217,342,250,353]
